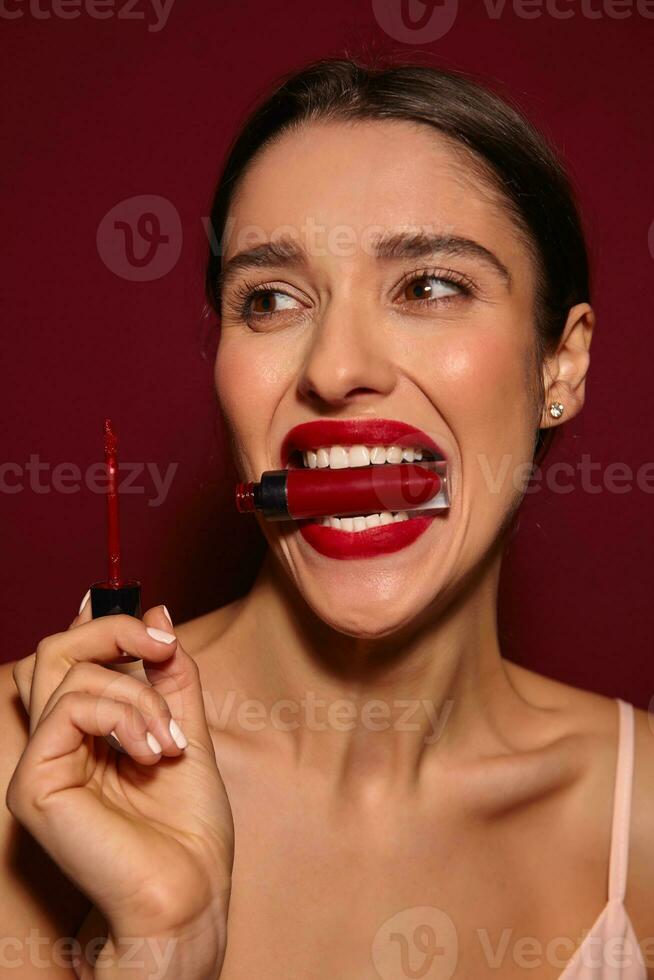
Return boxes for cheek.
[214,336,297,467]
[216,336,295,408]
[421,329,535,473]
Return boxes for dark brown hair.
[204,55,591,467]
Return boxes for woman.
[1,57,652,979]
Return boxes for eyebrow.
[217,230,512,294]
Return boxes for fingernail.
[146,627,176,645]
[162,604,173,627]
[169,718,188,749]
[78,589,91,614]
[108,728,122,747]
[146,732,162,754]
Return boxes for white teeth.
[302,444,430,469]
[348,445,370,467]
[328,446,349,469]
[318,510,410,531]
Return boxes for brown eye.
[402,274,461,303]
[251,290,276,314]
[248,289,300,317]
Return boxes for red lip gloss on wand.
[235,459,450,520]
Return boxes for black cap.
[90,580,142,665]
[90,580,142,618]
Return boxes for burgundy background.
[2,2,652,707]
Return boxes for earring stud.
[549,401,564,419]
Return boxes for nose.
[296,295,397,407]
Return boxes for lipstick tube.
[235,459,449,520]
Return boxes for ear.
[540,302,595,427]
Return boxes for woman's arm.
[0,659,92,979]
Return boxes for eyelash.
[224,266,475,323]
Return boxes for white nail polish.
[169,718,188,749]
[146,627,175,645]
[146,732,162,754]
[78,589,91,614]
[108,728,122,748]
[162,605,173,627]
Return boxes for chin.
[301,577,432,641]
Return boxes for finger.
[68,587,94,628]
[12,655,35,714]
[5,692,164,903]
[104,604,178,750]
[8,693,164,814]
[142,602,174,632]
[136,605,215,758]
[37,661,188,757]
[14,589,95,716]
[28,616,179,734]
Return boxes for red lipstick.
[90,418,142,627]
[279,418,447,469]
[298,511,438,560]
[235,459,449,520]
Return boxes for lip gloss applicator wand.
[88,419,149,749]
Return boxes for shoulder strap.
[608,697,635,902]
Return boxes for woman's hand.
[7,598,234,979]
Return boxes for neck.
[220,543,532,798]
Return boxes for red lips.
[279,418,447,468]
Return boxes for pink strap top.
[559,698,645,979]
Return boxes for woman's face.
[215,119,542,638]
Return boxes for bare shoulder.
[507,662,654,943]
[627,702,654,941]
[505,659,621,726]
[0,658,30,762]
[0,659,91,975]
[173,596,246,661]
